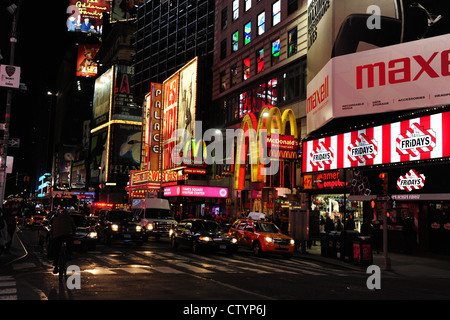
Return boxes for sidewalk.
[297,242,450,279]
[0,230,28,266]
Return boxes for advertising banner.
[76,44,100,77]
[112,65,141,120]
[307,0,450,134]
[89,128,108,184]
[93,67,114,127]
[67,0,110,35]
[302,110,450,173]
[162,74,178,170]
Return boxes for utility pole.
[0,0,22,206]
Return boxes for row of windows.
[220,27,298,92]
[220,61,306,125]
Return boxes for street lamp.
[0,0,22,206]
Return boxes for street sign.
[0,123,5,130]
[8,138,20,147]
[0,65,21,89]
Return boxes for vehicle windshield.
[254,222,280,233]
[71,215,90,227]
[195,221,221,232]
[144,208,174,219]
[108,210,137,221]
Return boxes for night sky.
[0,1,71,196]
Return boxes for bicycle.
[57,240,68,283]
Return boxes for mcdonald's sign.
[233,106,299,190]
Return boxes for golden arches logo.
[233,107,298,190]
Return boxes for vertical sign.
[162,74,179,170]
[142,83,162,171]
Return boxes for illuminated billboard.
[162,57,198,170]
[76,44,100,77]
[302,110,450,173]
[67,0,110,35]
[306,0,450,134]
[93,67,114,127]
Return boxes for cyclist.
[50,209,76,274]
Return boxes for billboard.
[67,0,110,35]
[112,65,141,120]
[76,44,100,77]
[306,0,450,134]
[93,67,114,127]
[89,128,108,184]
[162,57,198,170]
[302,110,450,173]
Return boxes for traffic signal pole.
[0,0,21,206]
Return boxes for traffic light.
[379,172,388,195]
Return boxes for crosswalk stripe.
[0,281,16,287]
[0,288,17,295]
[0,295,18,300]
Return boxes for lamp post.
[0,0,21,206]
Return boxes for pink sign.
[164,186,228,198]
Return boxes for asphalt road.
[2,227,450,312]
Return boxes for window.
[232,31,239,52]
[268,78,278,105]
[230,64,238,87]
[220,70,227,92]
[221,7,228,30]
[287,27,297,57]
[244,21,251,45]
[288,0,298,15]
[271,38,280,66]
[232,0,239,21]
[257,12,265,36]
[256,48,264,73]
[272,1,281,26]
[245,0,251,11]
[220,39,227,60]
[243,57,250,81]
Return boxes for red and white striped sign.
[303,111,450,173]
[397,169,425,192]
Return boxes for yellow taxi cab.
[229,218,295,258]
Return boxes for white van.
[131,198,177,240]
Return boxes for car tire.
[252,241,262,256]
[171,236,178,249]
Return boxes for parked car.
[38,212,97,251]
[97,210,143,246]
[229,219,295,258]
[170,219,238,254]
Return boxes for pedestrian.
[335,218,343,231]
[319,215,325,239]
[325,216,334,234]
[0,209,11,256]
[370,219,381,254]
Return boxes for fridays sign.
[303,110,450,173]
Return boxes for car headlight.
[136,225,142,232]
[231,238,237,244]
[111,224,119,232]
[290,239,295,245]
[169,229,174,237]
[147,223,153,231]
[88,231,98,239]
[265,237,273,243]
[199,236,212,242]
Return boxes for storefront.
[303,169,363,231]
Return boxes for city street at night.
[2,227,450,304]
[1,0,450,309]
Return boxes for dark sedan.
[96,210,143,246]
[170,219,238,254]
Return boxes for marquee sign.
[303,110,450,173]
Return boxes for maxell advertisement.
[307,0,450,134]
[303,110,450,173]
